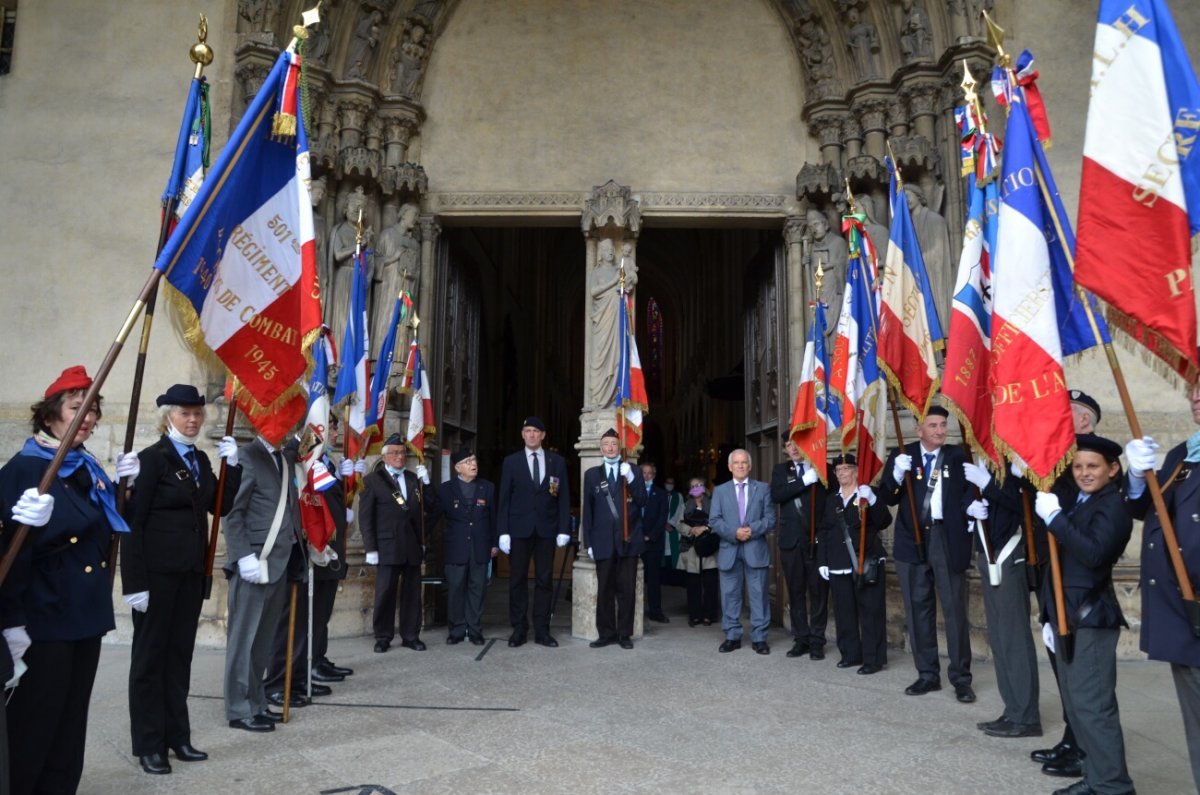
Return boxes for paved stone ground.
[77,588,1192,794]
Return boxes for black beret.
[156,383,205,407]
[522,416,546,431]
[830,454,857,467]
[1075,433,1122,461]
[926,405,950,418]
[601,427,620,440]
[1069,390,1102,423]
[451,447,474,466]
[382,433,405,448]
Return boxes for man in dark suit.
[710,449,777,654]
[360,433,438,653]
[770,435,829,660]
[880,405,975,703]
[583,429,644,649]
[497,417,572,647]
[639,461,670,623]
[438,447,497,645]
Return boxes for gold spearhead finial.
[886,139,903,188]
[843,178,859,215]
[960,60,977,104]
[288,3,322,51]
[410,312,421,332]
[814,261,824,296]
[982,10,1011,67]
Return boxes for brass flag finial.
[190,14,214,77]
[982,10,1011,67]
[886,139,903,189]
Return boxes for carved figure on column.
[845,8,882,81]
[587,238,635,409]
[856,195,890,256]
[306,4,339,66]
[346,8,385,80]
[311,177,329,300]
[238,0,266,33]
[899,0,933,62]
[389,23,429,97]
[903,184,952,326]
[805,209,848,333]
[327,187,374,350]
[371,203,420,360]
[798,18,837,93]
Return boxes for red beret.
[44,365,93,398]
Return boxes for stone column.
[783,216,807,403]
[855,98,889,162]
[809,114,845,167]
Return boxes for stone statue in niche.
[904,184,952,328]
[306,6,337,66]
[797,18,837,89]
[412,0,443,23]
[238,0,266,33]
[371,202,420,360]
[311,177,329,299]
[345,8,385,80]
[327,187,374,350]
[389,22,429,97]
[899,0,933,62]
[845,7,882,80]
[804,209,848,333]
[587,238,636,409]
[856,194,890,257]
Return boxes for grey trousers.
[1059,627,1133,794]
[445,557,489,640]
[224,572,289,721]
[1172,663,1200,793]
[896,525,971,686]
[978,549,1040,725]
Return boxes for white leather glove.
[1124,436,1159,477]
[892,453,912,483]
[218,436,239,467]
[416,464,430,485]
[345,508,355,524]
[1042,622,1056,654]
[587,547,594,560]
[856,484,876,505]
[309,544,336,567]
[115,452,141,481]
[620,463,634,483]
[3,626,31,665]
[123,591,150,613]
[966,499,989,520]
[339,458,354,477]
[365,551,380,566]
[11,489,53,527]
[556,534,570,548]
[1035,492,1062,524]
[354,459,367,475]
[963,462,991,490]
[801,464,819,487]
[237,554,262,583]
[818,566,830,580]
[499,535,511,555]
[1011,461,1024,478]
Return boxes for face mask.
[166,421,200,446]
[603,456,621,466]
[665,483,674,492]
[385,465,405,477]
[689,486,705,497]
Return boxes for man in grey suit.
[222,435,303,732]
[710,449,777,655]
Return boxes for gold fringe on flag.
[272,111,297,139]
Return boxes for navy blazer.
[1042,482,1131,631]
[437,477,497,566]
[710,478,776,571]
[583,467,647,560]
[880,442,974,572]
[640,480,669,550]
[770,460,828,551]
[497,448,571,539]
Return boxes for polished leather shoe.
[687,618,701,627]
[618,637,634,649]
[836,658,863,669]
[469,635,486,646]
[646,612,670,623]
[401,639,427,651]
[718,639,742,653]
[786,641,810,658]
[310,669,343,683]
[752,641,770,655]
[905,678,942,696]
[1032,741,1075,765]
[809,647,825,661]
[508,633,527,647]
[1042,755,1084,779]
[170,744,208,762]
[589,637,615,648]
[985,722,1043,738]
[535,634,558,648]
[446,635,464,645]
[318,659,354,677]
[978,715,1009,731]
[954,684,977,703]
[374,640,390,653]
[257,710,284,723]
[266,691,310,708]
[301,683,332,697]
[139,753,171,774]
[229,717,274,732]
[856,663,882,675]
[1050,780,1096,795]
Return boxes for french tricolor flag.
[1076,0,1200,384]
[333,249,372,482]
[789,301,839,485]
[616,293,648,452]
[401,341,436,461]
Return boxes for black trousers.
[829,570,888,666]
[8,635,102,795]
[373,563,423,642]
[596,555,638,640]
[311,578,340,663]
[641,549,664,614]
[780,545,829,646]
[685,568,720,621]
[128,570,204,755]
[1035,570,1076,747]
[445,552,489,640]
[508,534,555,637]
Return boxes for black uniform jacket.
[583,467,647,561]
[819,488,891,569]
[359,467,440,566]
[437,477,497,566]
[497,449,571,539]
[770,460,829,552]
[880,442,973,571]
[640,481,669,550]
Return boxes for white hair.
[727,448,752,466]
[156,404,205,434]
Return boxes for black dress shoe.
[257,710,284,723]
[446,635,464,645]
[978,715,1009,731]
[905,678,942,696]
[589,637,615,648]
[229,717,274,732]
[718,639,742,653]
[266,691,310,708]
[310,669,344,683]
[647,612,670,623]
[836,658,863,669]
[508,633,527,647]
[139,753,171,774]
[985,722,1043,738]
[618,637,634,649]
[752,641,770,655]
[170,743,208,762]
[374,640,391,653]
[401,639,427,651]
[954,684,977,703]
[809,647,825,661]
[688,618,701,627]
[786,641,810,658]
[1050,780,1096,795]
[857,663,882,675]
[1032,741,1075,765]
[318,659,354,677]
[1042,754,1084,779]
[535,634,558,648]
[300,683,332,697]
[469,635,485,646]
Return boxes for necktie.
[608,465,617,489]
[395,471,406,499]
[273,450,284,474]
[185,449,199,484]
[531,452,540,487]
[737,482,747,524]
[924,453,935,479]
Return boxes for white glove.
[345,508,355,524]
[115,452,141,481]
[620,463,634,483]
[966,499,989,520]
[237,554,262,583]
[339,458,354,477]
[856,484,876,505]
[963,462,991,490]
[556,534,570,548]
[1035,492,1062,524]
[1010,461,1024,478]
[365,551,380,566]
[309,544,336,567]
[123,591,150,612]
[499,535,511,555]
[11,489,53,527]
[218,436,239,467]
[354,459,367,475]
[818,566,830,580]
[416,464,430,485]
[1042,622,1056,654]
[1124,436,1159,477]
[587,547,594,560]
[892,453,912,483]
[3,626,31,665]
[801,465,819,487]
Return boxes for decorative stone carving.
[581,180,642,236]
[898,0,934,63]
[844,8,882,81]
[903,183,952,326]
[887,98,908,135]
[305,2,338,66]
[811,114,847,150]
[797,17,840,100]
[235,63,271,113]
[371,202,421,359]
[587,237,635,409]
[783,215,807,247]
[904,82,941,119]
[854,98,888,135]
[845,154,886,184]
[326,187,374,348]
[345,5,385,81]
[412,0,444,25]
[887,133,939,173]
[804,208,848,331]
[382,116,418,166]
[381,162,428,197]
[311,176,329,294]
[795,162,842,205]
[389,20,430,98]
[856,194,890,255]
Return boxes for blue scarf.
[1186,431,1200,464]
[20,435,131,534]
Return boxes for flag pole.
[203,384,239,600]
[618,258,630,544]
[341,208,366,472]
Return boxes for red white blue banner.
[789,302,839,485]
[401,341,435,462]
[616,292,648,452]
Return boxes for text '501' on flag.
[1076,0,1200,384]
[789,302,839,486]
[154,50,322,410]
[990,97,1074,489]
[616,291,648,453]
